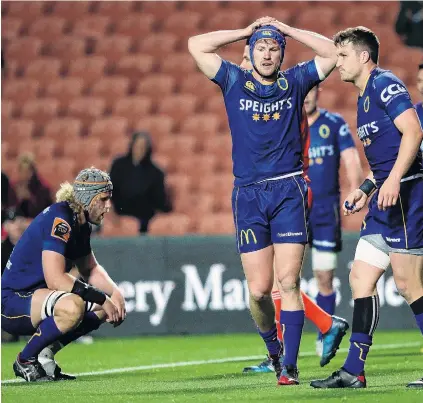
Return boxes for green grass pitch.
[2,330,422,402]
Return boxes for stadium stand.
[2,0,422,236]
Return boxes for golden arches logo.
[319,124,330,139]
[240,229,257,245]
[277,77,288,91]
[364,96,370,112]
[244,81,255,92]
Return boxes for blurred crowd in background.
[1,1,423,252]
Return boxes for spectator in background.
[1,208,29,343]
[2,172,14,225]
[11,153,53,219]
[395,1,423,49]
[109,132,172,234]
[1,209,29,275]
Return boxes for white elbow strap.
[354,238,390,271]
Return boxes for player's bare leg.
[241,245,283,378]
[274,243,305,385]
[311,242,388,389]
[14,291,86,382]
[391,253,423,388]
[39,307,106,381]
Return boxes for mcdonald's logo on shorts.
[240,229,257,246]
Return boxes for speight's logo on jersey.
[244,81,255,93]
[239,98,292,113]
[380,84,407,103]
[357,121,379,147]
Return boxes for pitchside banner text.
[91,234,417,337]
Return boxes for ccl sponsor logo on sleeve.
[380,84,407,103]
[51,217,71,242]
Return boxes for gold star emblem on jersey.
[272,112,280,120]
[252,113,260,121]
[364,96,370,113]
[244,81,255,92]
[315,157,323,165]
[263,113,271,122]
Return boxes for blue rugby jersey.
[415,102,423,152]
[2,202,92,292]
[308,108,356,199]
[212,59,321,186]
[357,68,423,187]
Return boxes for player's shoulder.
[371,67,406,90]
[41,202,73,226]
[320,109,346,125]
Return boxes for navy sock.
[258,324,282,357]
[316,292,336,339]
[343,332,372,375]
[410,297,423,335]
[59,312,103,347]
[20,317,63,361]
[415,313,423,334]
[280,310,304,368]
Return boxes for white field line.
[2,341,420,385]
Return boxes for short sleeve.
[284,59,321,99]
[42,215,71,255]
[211,59,242,96]
[374,73,413,121]
[337,118,356,152]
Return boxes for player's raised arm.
[268,21,337,79]
[188,16,275,79]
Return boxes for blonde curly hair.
[55,182,83,214]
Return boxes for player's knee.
[277,274,300,294]
[249,289,272,303]
[394,276,413,302]
[55,295,85,325]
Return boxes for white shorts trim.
[255,171,304,183]
[311,248,337,271]
[354,238,390,270]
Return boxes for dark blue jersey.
[1,202,92,292]
[357,68,423,187]
[212,59,321,186]
[415,102,423,152]
[308,108,355,199]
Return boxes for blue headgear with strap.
[249,25,286,72]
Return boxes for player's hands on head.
[267,20,292,36]
[377,175,400,211]
[343,189,368,216]
[110,289,127,327]
[102,295,121,326]
[244,16,276,36]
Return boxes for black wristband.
[71,279,107,305]
[359,179,376,196]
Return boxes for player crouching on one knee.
[1,167,126,382]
